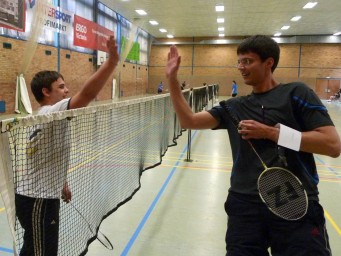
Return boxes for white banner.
[44,3,73,34]
[26,1,74,35]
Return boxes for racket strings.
[258,168,308,220]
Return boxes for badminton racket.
[69,202,114,250]
[219,101,308,220]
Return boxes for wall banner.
[73,15,113,52]
[44,3,73,34]
[0,0,26,31]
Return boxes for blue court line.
[120,130,198,256]
[0,247,13,254]
[315,156,340,177]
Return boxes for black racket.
[69,202,114,250]
[219,101,308,220]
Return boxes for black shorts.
[231,93,237,97]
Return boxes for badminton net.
[0,85,217,255]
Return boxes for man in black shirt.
[166,35,340,256]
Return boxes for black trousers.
[15,194,60,256]
[225,192,331,256]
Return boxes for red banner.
[73,15,113,52]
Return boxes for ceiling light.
[159,28,167,33]
[303,2,318,9]
[219,33,225,37]
[274,33,282,37]
[333,32,341,36]
[291,16,301,21]
[149,20,158,25]
[218,27,224,31]
[217,18,224,23]
[215,5,224,12]
[281,25,290,30]
[135,9,147,15]
[167,34,174,38]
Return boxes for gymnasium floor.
[0,98,340,256]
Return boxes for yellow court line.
[160,163,232,173]
[325,210,341,236]
[0,207,5,213]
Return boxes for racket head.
[257,167,308,220]
[97,231,114,250]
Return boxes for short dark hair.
[237,35,280,72]
[31,71,64,103]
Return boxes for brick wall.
[149,43,341,96]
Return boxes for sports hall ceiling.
[100,0,341,39]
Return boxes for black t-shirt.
[208,82,334,201]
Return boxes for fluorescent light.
[291,16,301,21]
[149,20,158,25]
[281,25,290,30]
[333,32,341,36]
[218,27,224,31]
[215,5,224,12]
[219,33,225,37]
[217,18,225,23]
[274,33,282,37]
[303,2,318,9]
[167,34,174,38]
[135,9,147,15]
[159,28,167,33]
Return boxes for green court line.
[325,210,341,236]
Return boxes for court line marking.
[0,247,13,254]
[325,210,341,236]
[120,130,198,256]
[0,207,5,213]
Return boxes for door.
[315,79,340,100]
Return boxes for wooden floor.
[0,98,340,256]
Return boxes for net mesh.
[258,167,308,220]
[0,85,216,255]
[0,86,217,255]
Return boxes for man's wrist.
[276,123,302,151]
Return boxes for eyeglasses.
[236,58,253,67]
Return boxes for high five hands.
[166,45,181,80]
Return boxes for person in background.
[166,35,340,256]
[181,81,187,90]
[157,81,163,94]
[328,88,341,101]
[15,35,119,256]
[231,80,238,97]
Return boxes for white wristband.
[277,123,302,151]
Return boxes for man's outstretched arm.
[69,35,119,109]
[166,45,218,129]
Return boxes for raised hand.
[166,45,181,80]
[107,35,119,67]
